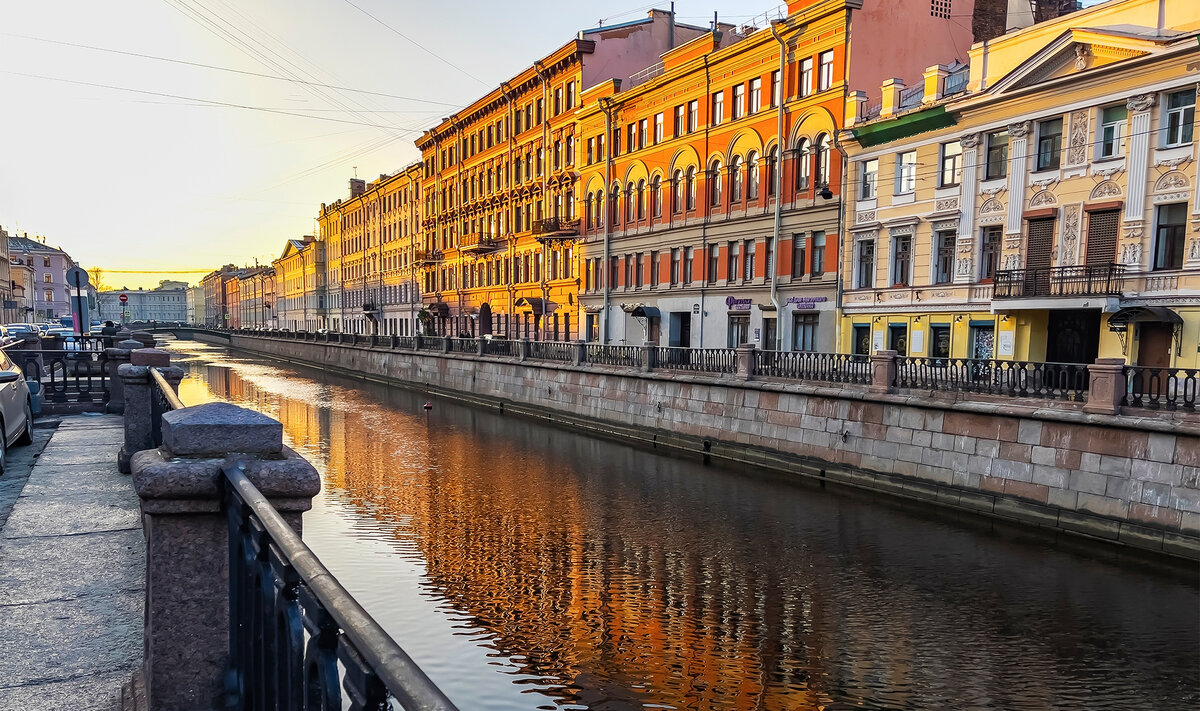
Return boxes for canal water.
[167,339,1199,711]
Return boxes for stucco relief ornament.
[1002,254,1021,270]
[1120,242,1142,265]
[1154,171,1190,192]
[935,197,960,211]
[1061,205,1081,266]
[1067,111,1089,165]
[959,132,982,150]
[856,210,876,223]
[1090,165,1124,178]
[979,198,1005,214]
[956,258,972,276]
[1090,181,1122,200]
[1189,239,1200,261]
[1007,121,1031,139]
[1074,44,1091,71]
[1127,94,1156,112]
[981,185,1007,196]
[1029,190,1058,207]
[1153,156,1193,169]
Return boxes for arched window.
[610,183,621,225]
[651,175,663,218]
[730,155,743,203]
[795,138,811,190]
[816,133,831,187]
[625,182,635,223]
[637,179,646,220]
[595,191,605,227]
[747,151,760,200]
[710,160,723,206]
[767,148,778,197]
[686,166,697,210]
[672,169,684,213]
[585,191,594,228]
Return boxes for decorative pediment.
[987,27,1166,96]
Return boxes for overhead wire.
[340,0,490,88]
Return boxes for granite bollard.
[118,349,183,473]
[130,402,320,711]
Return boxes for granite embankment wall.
[197,332,1200,559]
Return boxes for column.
[955,132,981,284]
[1006,121,1031,236]
[1124,94,1156,224]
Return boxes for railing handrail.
[150,367,185,410]
[222,462,459,710]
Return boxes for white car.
[0,348,32,471]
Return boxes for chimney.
[880,78,905,118]
[349,178,366,197]
[923,64,950,104]
[845,91,868,127]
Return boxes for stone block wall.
[210,333,1200,559]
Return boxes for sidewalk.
[0,415,144,711]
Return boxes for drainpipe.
[768,22,788,350]
[503,83,516,338]
[697,53,713,349]
[536,60,550,341]
[599,95,616,344]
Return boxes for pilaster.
[955,132,981,284]
[1006,121,1031,236]
[1124,93,1155,224]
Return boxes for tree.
[88,266,111,292]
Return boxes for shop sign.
[786,296,828,309]
[725,296,753,308]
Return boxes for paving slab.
[0,668,130,711]
[32,446,122,467]
[0,527,144,606]
[2,488,140,539]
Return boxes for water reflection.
[169,339,1199,711]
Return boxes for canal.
[167,338,1199,711]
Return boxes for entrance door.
[1135,322,1173,400]
[668,312,691,347]
[1047,310,1100,364]
[762,317,778,351]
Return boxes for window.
[650,251,659,287]
[43,257,51,267]
[1153,203,1188,271]
[727,315,750,348]
[732,84,745,120]
[674,105,685,136]
[687,100,698,132]
[1035,117,1063,171]
[638,118,648,149]
[749,78,761,114]
[710,160,723,205]
[799,58,813,98]
[711,91,724,126]
[744,239,756,281]
[860,159,878,199]
[626,124,636,153]
[747,152,760,200]
[816,134,831,187]
[727,241,739,282]
[708,244,719,283]
[895,151,917,194]
[930,0,952,19]
[771,71,780,107]
[1085,209,1120,265]
[1164,89,1195,147]
[767,148,778,197]
[651,175,662,217]
[654,113,664,143]
[730,155,743,202]
[1099,105,1127,158]
[811,232,826,276]
[856,238,875,288]
[979,226,1002,280]
[985,130,1009,180]
[934,230,955,284]
[566,81,576,110]
[792,234,807,278]
[930,324,951,359]
[891,234,912,286]
[670,248,680,285]
[939,141,962,187]
[795,138,811,190]
[852,324,871,356]
[793,313,818,352]
[672,170,684,213]
[818,51,834,91]
[686,166,697,210]
[43,273,51,283]
[684,247,694,283]
[636,180,646,220]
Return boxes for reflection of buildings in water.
[176,348,1200,711]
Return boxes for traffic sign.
[65,266,90,288]
[119,293,129,303]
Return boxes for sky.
[0,0,778,289]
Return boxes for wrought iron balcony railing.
[993,263,1125,299]
[532,217,580,239]
[415,249,444,266]
[459,233,504,254]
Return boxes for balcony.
[994,264,1125,300]
[459,233,504,255]
[415,250,444,266]
[532,217,580,241]
[362,302,379,313]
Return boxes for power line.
[1,33,462,108]
[340,0,490,88]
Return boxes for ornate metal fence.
[653,347,737,375]
[585,344,641,368]
[6,343,110,408]
[483,339,518,357]
[896,357,1089,401]
[1124,366,1198,412]
[754,351,870,384]
[528,340,573,362]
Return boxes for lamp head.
[819,185,834,200]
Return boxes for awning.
[514,297,557,315]
[425,302,450,317]
[629,305,660,319]
[1107,305,1183,331]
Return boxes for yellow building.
[838,0,1199,371]
[273,236,325,331]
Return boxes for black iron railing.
[896,357,1089,401]
[586,344,641,368]
[532,217,580,237]
[755,351,871,384]
[417,336,444,352]
[222,461,459,711]
[1124,366,1199,412]
[149,367,184,447]
[483,339,518,357]
[6,344,109,407]
[528,340,573,362]
[993,263,1125,299]
[654,347,737,375]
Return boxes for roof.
[7,235,67,255]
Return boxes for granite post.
[1084,358,1128,415]
[572,340,586,366]
[641,341,657,373]
[130,402,320,711]
[735,344,756,380]
[869,350,898,394]
[118,349,180,474]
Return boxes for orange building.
[414,10,714,339]
[574,0,978,349]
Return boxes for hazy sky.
[0,0,778,289]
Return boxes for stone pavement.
[0,415,144,711]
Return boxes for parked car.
[5,323,36,336]
[0,348,33,472]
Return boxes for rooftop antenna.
[353,166,358,178]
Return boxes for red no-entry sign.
[119,293,128,303]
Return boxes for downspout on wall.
[768,22,788,350]
[599,95,616,344]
